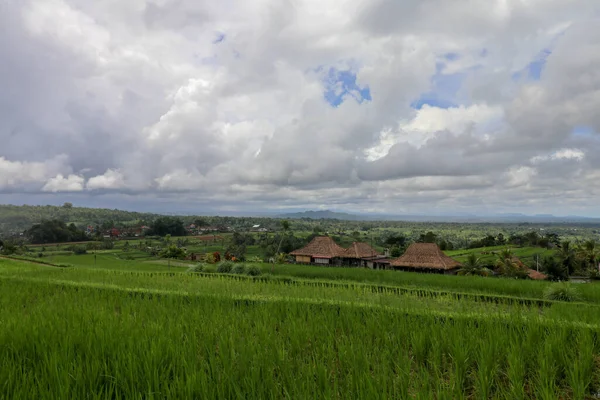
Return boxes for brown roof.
[342,242,380,259]
[390,243,461,270]
[527,269,548,280]
[289,236,346,258]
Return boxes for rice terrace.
[2,205,600,398]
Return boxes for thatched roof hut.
[342,242,380,259]
[290,236,346,264]
[390,243,461,273]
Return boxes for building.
[289,237,391,267]
[290,236,346,265]
[341,242,390,268]
[390,243,461,274]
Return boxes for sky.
[1,0,600,216]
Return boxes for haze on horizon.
[1,0,600,216]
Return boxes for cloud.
[1,0,600,215]
[42,174,85,192]
[86,169,126,190]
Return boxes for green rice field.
[2,256,600,398]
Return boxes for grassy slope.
[1,258,600,398]
[446,245,556,265]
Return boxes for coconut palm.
[457,253,492,276]
[495,248,525,277]
[578,240,599,269]
[556,240,576,275]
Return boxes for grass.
[3,256,600,398]
[2,263,600,398]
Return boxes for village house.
[340,242,390,269]
[290,236,346,265]
[290,236,391,267]
[390,243,462,274]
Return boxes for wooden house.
[390,243,461,274]
[341,242,390,268]
[289,236,346,265]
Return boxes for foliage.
[247,256,264,263]
[494,249,528,279]
[160,245,186,260]
[541,256,568,282]
[275,253,288,264]
[246,265,262,276]
[217,261,234,273]
[457,254,492,277]
[557,240,577,275]
[0,240,17,255]
[390,246,402,257]
[231,264,247,274]
[148,217,186,237]
[25,220,88,244]
[225,243,246,261]
[202,265,216,273]
[205,253,216,264]
[73,246,88,255]
[543,283,580,302]
[188,264,206,273]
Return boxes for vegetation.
[148,217,186,237]
[2,258,600,398]
[543,283,580,302]
[25,219,88,244]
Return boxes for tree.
[542,256,567,281]
[160,245,186,260]
[579,240,599,270]
[418,232,437,243]
[25,220,87,244]
[557,241,577,275]
[63,202,73,209]
[148,217,186,237]
[496,233,506,245]
[390,246,402,257]
[276,220,291,255]
[495,249,527,278]
[457,253,492,277]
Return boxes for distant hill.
[277,210,366,220]
[0,204,161,234]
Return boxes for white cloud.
[42,174,85,192]
[0,156,71,189]
[86,169,126,190]
[531,148,585,164]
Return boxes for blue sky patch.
[572,126,597,137]
[322,67,371,107]
[512,48,552,81]
[411,62,466,109]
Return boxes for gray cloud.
[1,0,600,215]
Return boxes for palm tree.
[457,253,492,276]
[557,240,576,275]
[579,240,599,270]
[495,248,523,277]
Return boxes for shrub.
[73,246,87,255]
[188,264,206,273]
[231,264,247,274]
[247,265,262,276]
[202,265,216,273]
[205,253,216,264]
[217,261,234,273]
[247,256,263,263]
[544,283,580,302]
[38,252,44,258]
